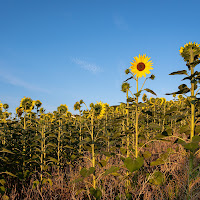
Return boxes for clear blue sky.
[0,0,200,114]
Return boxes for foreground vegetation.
[0,42,200,199]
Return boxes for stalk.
[91,111,96,189]
[135,78,139,158]
[190,49,195,140]
[126,90,130,158]
[57,113,61,174]
[40,124,44,182]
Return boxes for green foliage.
[124,157,144,172]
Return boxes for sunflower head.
[130,54,153,78]
[150,97,156,105]
[66,111,72,118]
[3,104,9,111]
[74,101,81,111]
[20,97,34,112]
[57,104,68,114]
[39,107,45,114]
[34,100,42,108]
[142,93,147,102]
[121,82,130,93]
[179,42,200,63]
[16,107,23,117]
[93,102,109,119]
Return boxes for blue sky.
[0,0,200,114]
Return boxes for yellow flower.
[0,101,3,111]
[93,101,109,119]
[130,54,153,78]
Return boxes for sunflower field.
[0,42,200,200]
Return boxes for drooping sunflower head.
[34,100,42,109]
[121,82,130,93]
[66,111,72,118]
[3,104,9,111]
[130,54,153,78]
[57,104,68,114]
[149,97,156,105]
[74,101,81,111]
[162,98,166,104]
[20,97,34,112]
[179,42,200,63]
[157,98,164,105]
[142,93,147,102]
[16,107,23,117]
[39,107,45,114]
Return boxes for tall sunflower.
[179,42,200,62]
[130,54,153,78]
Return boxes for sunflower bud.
[121,82,130,93]
[125,69,130,74]
[149,74,155,80]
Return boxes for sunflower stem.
[135,77,139,158]
[189,49,195,141]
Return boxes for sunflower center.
[137,62,145,71]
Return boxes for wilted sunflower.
[130,54,153,78]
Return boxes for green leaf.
[0,179,6,186]
[98,160,107,167]
[0,148,14,154]
[0,171,17,177]
[192,135,200,143]
[73,177,83,183]
[148,123,162,130]
[134,91,142,97]
[150,158,165,166]
[144,88,157,96]
[169,70,187,75]
[104,166,119,176]
[124,157,144,172]
[90,187,102,200]
[180,125,190,133]
[195,126,200,134]
[2,194,9,200]
[32,180,39,189]
[88,167,95,175]
[183,143,199,152]
[47,157,59,163]
[80,168,88,178]
[0,186,5,195]
[120,147,127,156]
[165,107,177,114]
[148,171,165,185]
[63,145,73,149]
[80,167,95,178]
[143,151,151,159]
